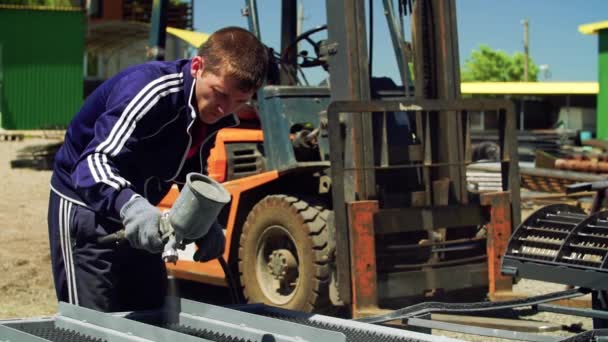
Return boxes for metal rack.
[502,204,608,290]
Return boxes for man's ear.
[190,56,205,78]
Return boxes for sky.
[192,0,608,84]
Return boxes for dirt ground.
[0,137,595,341]
[0,137,57,319]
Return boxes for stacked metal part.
[465,163,504,193]
[0,297,462,342]
[502,204,608,289]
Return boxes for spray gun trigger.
[159,213,180,263]
[159,212,174,243]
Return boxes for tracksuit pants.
[47,190,167,312]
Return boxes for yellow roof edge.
[166,26,210,49]
[461,82,598,95]
[579,20,608,35]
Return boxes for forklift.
[159,0,521,318]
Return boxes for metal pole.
[297,3,306,58]
[520,19,529,131]
[520,99,525,131]
[297,3,304,37]
[382,0,412,96]
[243,0,261,39]
[326,0,374,306]
[522,18,529,82]
[280,0,298,85]
[148,0,168,61]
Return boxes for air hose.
[218,256,243,305]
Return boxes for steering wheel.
[280,25,328,69]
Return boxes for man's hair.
[198,26,269,92]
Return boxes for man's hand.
[120,196,164,253]
[193,222,226,262]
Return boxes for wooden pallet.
[10,141,62,170]
[0,132,24,141]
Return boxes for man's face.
[191,56,254,125]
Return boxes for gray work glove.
[193,222,226,262]
[120,196,164,254]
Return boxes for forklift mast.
[321,0,520,316]
[326,0,459,307]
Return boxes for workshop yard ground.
[0,137,594,341]
[0,138,56,319]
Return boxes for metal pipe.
[244,0,261,39]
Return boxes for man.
[48,27,268,312]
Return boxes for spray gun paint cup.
[162,173,231,263]
[171,173,231,241]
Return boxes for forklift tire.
[238,194,334,313]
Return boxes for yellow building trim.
[167,27,210,49]
[461,82,598,95]
[579,21,608,35]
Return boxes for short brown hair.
[198,26,268,92]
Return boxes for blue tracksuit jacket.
[51,59,239,220]
[47,59,240,311]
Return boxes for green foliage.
[461,45,539,82]
[510,52,539,81]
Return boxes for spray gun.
[98,173,231,264]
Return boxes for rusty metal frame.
[481,191,514,297]
[327,98,519,314]
[346,200,380,318]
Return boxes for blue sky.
[193,1,607,84]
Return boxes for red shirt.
[187,119,208,159]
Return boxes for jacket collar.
[181,59,240,133]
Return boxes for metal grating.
[261,313,429,342]
[162,324,253,342]
[2,298,460,342]
[503,204,608,289]
[13,325,104,342]
[225,143,265,181]
[507,204,587,262]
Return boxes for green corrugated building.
[0,5,84,130]
[580,21,608,140]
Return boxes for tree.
[461,45,539,82]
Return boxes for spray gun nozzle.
[162,248,179,264]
